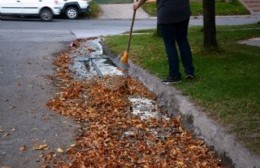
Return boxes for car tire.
[65,7,78,19]
[40,8,53,21]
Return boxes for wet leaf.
[56,148,64,153]
[33,144,48,150]
[176,115,182,122]
[1,166,12,168]
[9,106,15,109]
[70,143,76,147]
[1,98,9,101]
[2,133,9,138]
[20,145,26,152]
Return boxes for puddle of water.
[70,56,97,80]
[129,97,169,121]
[124,97,176,140]
[70,38,124,79]
[95,58,124,76]
[78,38,104,56]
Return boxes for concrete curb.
[103,45,260,168]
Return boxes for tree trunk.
[203,0,218,49]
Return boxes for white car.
[61,0,90,19]
[0,0,63,21]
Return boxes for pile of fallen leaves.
[44,39,223,168]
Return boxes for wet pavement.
[0,40,77,168]
[69,38,124,79]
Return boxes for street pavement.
[0,38,77,168]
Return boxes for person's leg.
[175,19,195,77]
[159,24,181,79]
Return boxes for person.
[133,0,195,84]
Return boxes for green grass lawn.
[143,0,250,16]
[104,24,260,154]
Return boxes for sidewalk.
[240,0,260,14]
[98,4,150,19]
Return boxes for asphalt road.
[1,15,259,38]
[0,17,157,38]
[0,19,79,168]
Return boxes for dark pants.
[159,19,194,78]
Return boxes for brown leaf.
[2,133,9,138]
[33,144,48,150]
[1,166,12,168]
[56,148,64,153]
[20,145,26,152]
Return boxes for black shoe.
[186,74,195,79]
[162,76,181,84]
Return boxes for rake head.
[121,51,128,65]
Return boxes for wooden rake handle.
[126,9,137,52]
